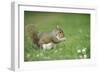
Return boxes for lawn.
[24,11,90,61]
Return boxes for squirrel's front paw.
[59,37,66,41]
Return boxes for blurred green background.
[24,11,90,61]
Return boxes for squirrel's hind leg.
[42,43,54,50]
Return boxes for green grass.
[24,11,90,61]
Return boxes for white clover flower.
[82,48,87,53]
[54,50,58,53]
[77,49,81,53]
[27,53,30,58]
[79,55,83,58]
[40,53,43,56]
[36,54,39,57]
[83,54,87,58]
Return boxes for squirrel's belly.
[42,43,54,50]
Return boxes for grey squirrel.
[26,24,66,50]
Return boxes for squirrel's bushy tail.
[25,24,39,47]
